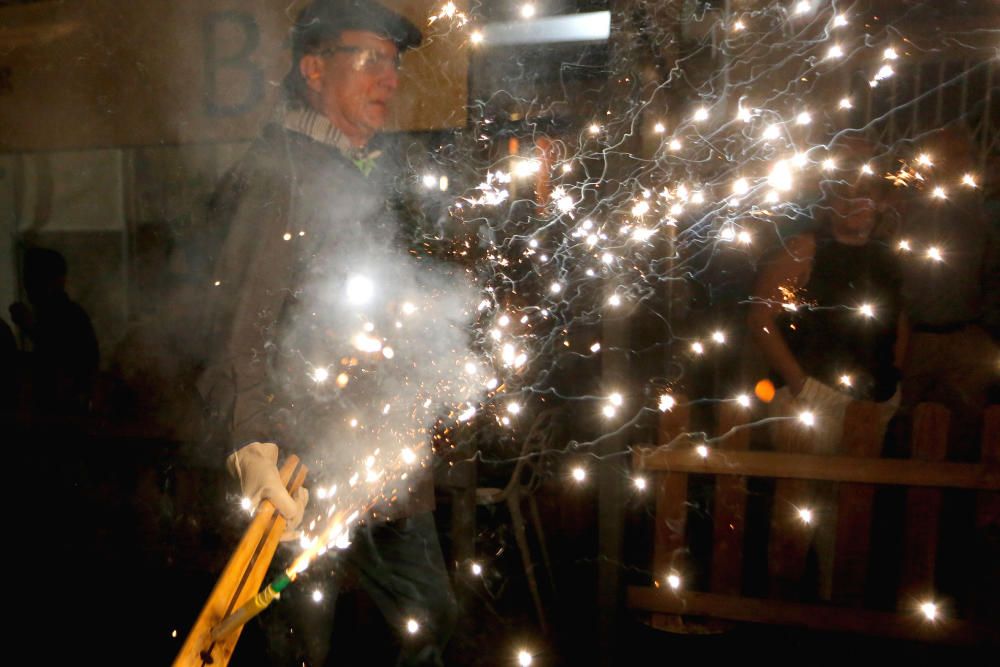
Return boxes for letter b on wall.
[204,11,264,117]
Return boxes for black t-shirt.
[778,236,902,401]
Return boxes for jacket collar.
[280,103,382,174]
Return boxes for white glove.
[227,442,309,541]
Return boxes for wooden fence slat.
[632,449,999,490]
[709,402,750,596]
[974,405,1000,619]
[627,586,996,645]
[767,410,817,600]
[651,398,690,630]
[898,403,950,608]
[833,401,882,606]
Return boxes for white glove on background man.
[227,442,309,540]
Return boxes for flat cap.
[292,0,423,54]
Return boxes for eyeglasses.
[318,46,402,75]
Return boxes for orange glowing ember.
[754,379,776,403]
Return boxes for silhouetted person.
[9,247,99,416]
[0,318,18,414]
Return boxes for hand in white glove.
[227,442,309,541]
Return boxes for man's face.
[301,30,401,146]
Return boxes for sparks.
[859,303,875,318]
[732,178,750,195]
[658,393,676,412]
[608,294,621,307]
[926,246,943,262]
[733,19,745,31]
[833,13,848,27]
[798,411,816,427]
[712,330,726,344]
[821,158,836,171]
[666,573,682,590]
[916,153,933,167]
[240,497,252,512]
[507,402,522,415]
[609,392,624,407]
[798,507,814,524]
[920,601,939,621]
[839,375,853,387]
[738,230,753,245]
[471,562,483,576]
[898,239,911,252]
[518,650,534,667]
[602,404,617,418]
[668,138,682,151]
[736,394,751,408]
[883,47,898,60]
[763,124,781,140]
[691,341,705,355]
[838,97,853,109]
[406,619,420,634]
[654,121,666,133]
[795,111,811,125]
[312,589,324,603]
[572,466,587,482]
[470,30,484,45]
[696,444,710,458]
[693,107,710,122]
[633,477,648,491]
[826,45,843,59]
[589,122,601,135]
[932,186,946,199]
[519,3,535,19]
[861,163,874,175]
[345,275,375,305]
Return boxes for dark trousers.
[264,512,457,666]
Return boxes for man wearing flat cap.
[197,1,457,664]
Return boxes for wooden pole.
[173,456,307,667]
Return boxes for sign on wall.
[0,0,468,151]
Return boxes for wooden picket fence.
[627,400,1000,644]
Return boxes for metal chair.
[475,408,561,633]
